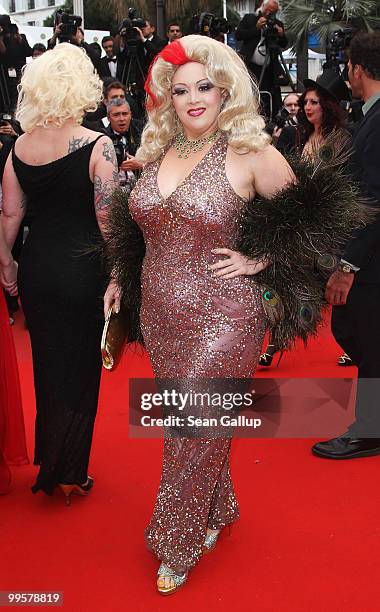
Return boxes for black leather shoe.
[312,435,380,459]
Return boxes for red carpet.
[2,309,380,611]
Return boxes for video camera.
[110,133,127,168]
[274,106,297,130]
[259,10,281,48]
[326,27,354,66]
[0,14,12,36]
[118,8,145,47]
[0,112,12,126]
[262,12,277,36]
[191,13,231,39]
[54,9,82,43]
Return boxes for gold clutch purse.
[101,307,128,370]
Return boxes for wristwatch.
[338,263,355,274]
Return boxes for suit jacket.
[102,119,144,156]
[143,33,166,59]
[236,13,287,70]
[343,98,380,282]
[98,56,123,80]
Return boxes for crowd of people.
[1,0,380,597]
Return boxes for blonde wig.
[137,34,270,162]
[16,43,103,132]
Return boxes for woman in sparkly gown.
[105,36,294,594]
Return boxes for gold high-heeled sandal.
[203,524,233,553]
[58,477,94,506]
[203,529,221,553]
[157,563,188,595]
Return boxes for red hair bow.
[144,40,190,110]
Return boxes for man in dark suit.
[114,19,165,90]
[98,36,123,81]
[236,0,288,118]
[140,20,166,57]
[103,98,143,196]
[104,98,143,162]
[313,31,380,459]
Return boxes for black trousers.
[332,282,380,437]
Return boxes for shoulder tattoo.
[68,136,91,153]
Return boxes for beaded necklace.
[173,130,220,159]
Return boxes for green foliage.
[105,1,241,26]
[282,0,380,53]
[44,1,242,35]
[44,0,71,27]
[43,0,119,32]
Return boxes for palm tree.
[105,1,243,36]
[281,0,380,85]
[104,0,205,25]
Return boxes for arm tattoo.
[102,141,117,165]
[94,174,118,211]
[20,194,27,209]
[68,136,91,153]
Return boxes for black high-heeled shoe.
[58,477,94,506]
[259,344,284,367]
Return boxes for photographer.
[114,10,160,94]
[140,20,166,57]
[103,97,143,197]
[269,92,299,143]
[0,19,32,111]
[236,0,288,117]
[48,16,98,69]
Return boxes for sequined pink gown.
[129,134,267,573]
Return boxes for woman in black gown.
[0,43,119,501]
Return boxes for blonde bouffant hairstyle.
[137,35,270,163]
[16,43,103,133]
